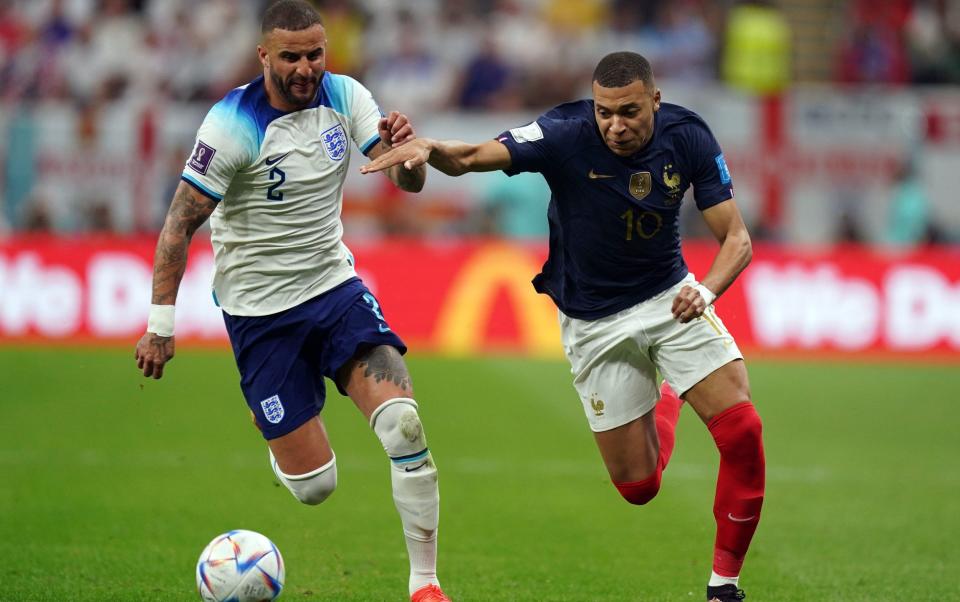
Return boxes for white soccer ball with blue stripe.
[196,530,285,601]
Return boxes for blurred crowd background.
[1,0,959,245]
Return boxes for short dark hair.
[592,52,655,89]
[262,0,323,35]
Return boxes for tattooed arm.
[135,181,218,379]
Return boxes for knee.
[370,398,430,468]
[709,402,764,452]
[614,470,662,505]
[271,451,337,505]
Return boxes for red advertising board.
[1,237,959,360]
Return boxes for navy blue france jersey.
[497,101,734,320]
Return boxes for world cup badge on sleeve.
[188,140,216,175]
[321,124,348,161]
[260,395,285,424]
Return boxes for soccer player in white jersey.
[134,2,451,601]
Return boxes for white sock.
[392,457,440,594]
[404,521,439,593]
[708,571,739,588]
[370,399,441,595]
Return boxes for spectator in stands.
[86,0,146,100]
[722,0,791,94]
[489,0,553,84]
[451,29,521,111]
[651,0,716,82]
[318,0,367,77]
[59,23,96,100]
[905,0,960,84]
[84,199,115,233]
[885,159,934,247]
[364,10,454,118]
[475,172,550,239]
[541,0,608,34]
[836,0,910,84]
[22,197,54,233]
[432,0,484,75]
[0,0,31,99]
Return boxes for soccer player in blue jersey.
[134,2,451,601]
[362,51,766,602]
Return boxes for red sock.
[655,381,683,472]
[613,382,684,505]
[708,402,765,577]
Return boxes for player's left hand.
[361,138,432,174]
[672,285,708,323]
[135,332,175,379]
[379,111,416,147]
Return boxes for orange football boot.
[411,584,451,602]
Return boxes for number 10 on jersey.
[620,208,663,240]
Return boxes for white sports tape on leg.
[370,397,429,465]
[370,398,438,538]
[269,450,337,506]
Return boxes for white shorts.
[559,274,743,432]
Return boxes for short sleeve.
[181,100,257,201]
[325,75,383,155]
[497,117,571,176]
[684,122,734,210]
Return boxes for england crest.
[321,123,348,161]
[260,395,285,424]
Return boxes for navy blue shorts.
[222,278,407,440]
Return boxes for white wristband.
[694,284,716,306]
[147,304,175,337]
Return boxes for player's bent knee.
[370,397,430,467]
[614,471,662,505]
[709,402,764,452]
[270,450,337,505]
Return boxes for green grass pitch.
[1,347,958,601]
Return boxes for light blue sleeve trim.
[360,134,380,155]
[323,73,350,117]
[180,174,224,201]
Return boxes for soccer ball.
[195,529,285,602]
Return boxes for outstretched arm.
[135,181,218,379]
[361,138,512,177]
[672,199,752,323]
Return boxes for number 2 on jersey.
[267,166,286,201]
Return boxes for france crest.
[321,124,347,161]
[260,395,285,424]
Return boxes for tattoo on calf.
[358,347,411,390]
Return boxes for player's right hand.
[671,285,708,323]
[135,332,175,379]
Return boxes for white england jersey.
[180,73,382,316]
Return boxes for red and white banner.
[1,237,959,360]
